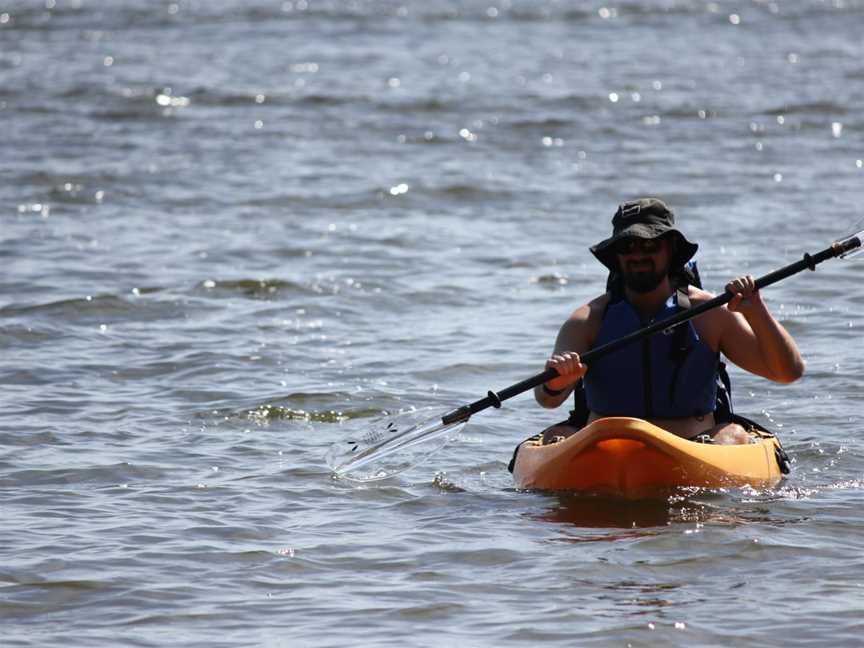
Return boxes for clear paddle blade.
[839,229,864,258]
[326,407,467,481]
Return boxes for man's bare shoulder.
[687,285,715,304]
[555,293,609,352]
[685,285,731,348]
[565,293,611,324]
[687,286,731,320]
[564,293,609,328]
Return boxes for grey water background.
[2,0,864,645]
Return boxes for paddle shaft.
[441,235,862,425]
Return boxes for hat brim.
[590,226,698,272]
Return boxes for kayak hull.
[512,417,784,498]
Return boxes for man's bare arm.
[713,276,805,383]
[535,295,608,408]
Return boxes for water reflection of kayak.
[511,417,789,499]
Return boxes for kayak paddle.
[327,231,863,480]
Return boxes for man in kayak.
[534,198,805,445]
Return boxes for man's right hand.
[544,351,588,392]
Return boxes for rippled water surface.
[2,1,864,646]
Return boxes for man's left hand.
[726,275,763,313]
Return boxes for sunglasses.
[614,237,665,255]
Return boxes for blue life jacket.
[583,291,719,418]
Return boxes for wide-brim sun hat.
[590,197,698,271]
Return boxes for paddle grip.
[441,367,559,425]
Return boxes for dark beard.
[622,263,666,294]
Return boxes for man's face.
[615,236,671,294]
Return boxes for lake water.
[2,1,864,646]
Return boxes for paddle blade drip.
[325,407,466,481]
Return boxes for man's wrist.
[542,383,566,396]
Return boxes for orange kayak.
[511,417,786,498]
